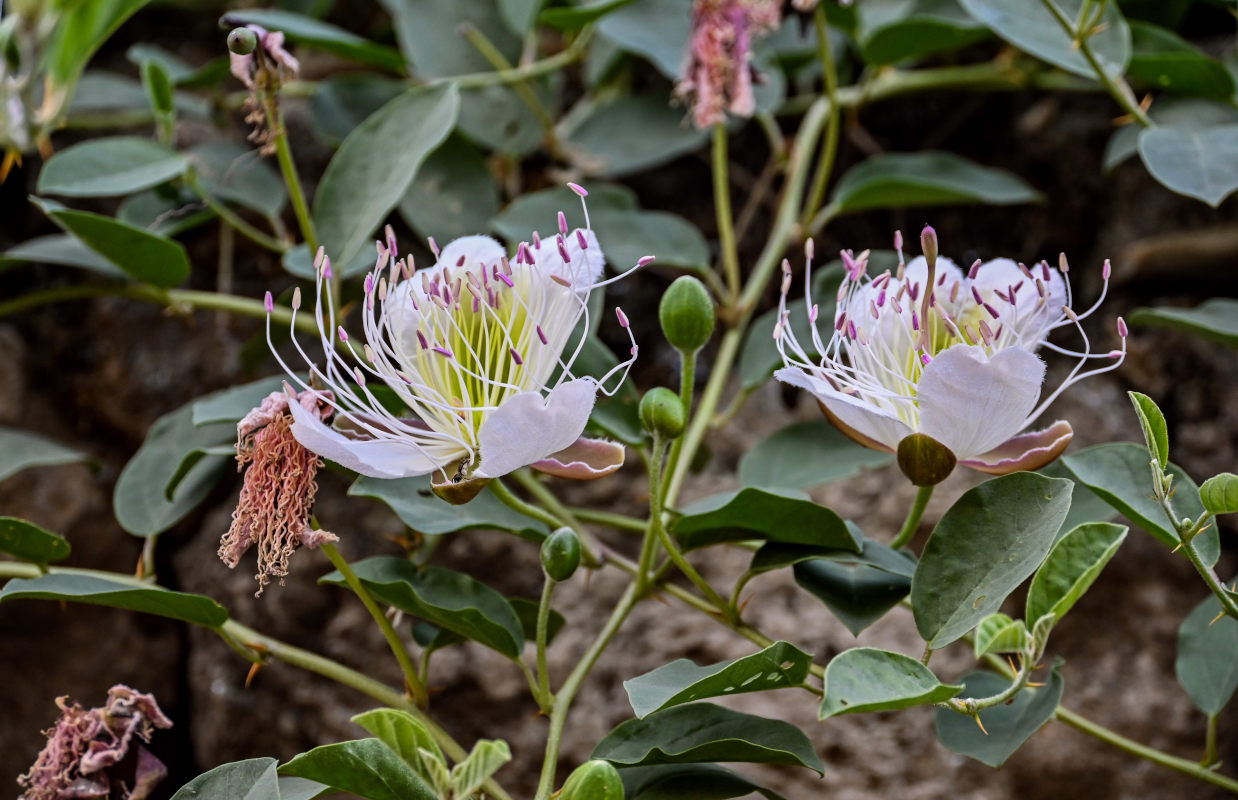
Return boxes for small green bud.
[659,276,715,353]
[639,387,686,439]
[896,433,956,487]
[540,527,582,582]
[559,759,624,800]
[1200,473,1238,515]
[227,27,258,55]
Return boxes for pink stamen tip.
[558,211,569,237]
[1117,317,1128,337]
[428,236,440,257]
[337,326,348,342]
[1102,259,1112,280]
[364,274,374,295]
[510,347,524,365]
[322,258,333,279]
[1018,262,1033,279]
[847,320,857,339]
[353,367,366,385]
[263,291,274,313]
[291,287,301,310]
[567,182,588,197]
[537,325,548,345]
[984,302,1000,319]
[385,224,398,257]
[557,240,571,264]
[432,346,453,358]
[921,353,932,366]
[1108,350,1124,358]
[456,255,466,267]
[496,272,515,288]
[551,274,571,287]
[533,231,542,249]
[969,259,981,279]
[637,255,655,267]
[893,230,904,250]
[576,229,588,249]
[810,303,819,323]
[416,331,429,349]
[615,307,630,328]
[805,238,815,260]
[313,247,326,269]
[1041,261,1051,281]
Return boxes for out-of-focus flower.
[227,24,299,90]
[267,185,644,503]
[775,229,1127,481]
[18,685,172,800]
[219,389,338,595]
[677,0,782,129]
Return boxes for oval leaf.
[957,0,1130,78]
[934,663,1064,766]
[1128,391,1169,470]
[0,572,229,627]
[38,137,188,197]
[0,427,87,483]
[858,0,989,64]
[1201,473,1238,515]
[828,152,1041,215]
[564,93,709,178]
[351,708,445,784]
[1127,21,1236,100]
[1137,125,1238,207]
[2,234,127,278]
[1025,522,1128,626]
[1129,299,1238,348]
[791,539,916,636]
[399,135,500,245]
[738,420,893,490]
[1176,594,1238,715]
[820,647,962,719]
[592,704,824,774]
[912,472,1072,648]
[672,487,860,552]
[279,739,436,800]
[619,763,789,800]
[0,517,71,564]
[170,757,283,800]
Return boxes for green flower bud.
[559,759,624,800]
[227,27,258,55]
[1200,473,1238,515]
[897,433,956,487]
[639,387,686,439]
[540,527,582,582]
[659,276,715,353]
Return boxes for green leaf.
[1137,124,1238,207]
[320,558,525,658]
[498,0,545,34]
[791,538,917,635]
[1200,473,1238,515]
[277,777,329,800]
[0,517,71,564]
[221,9,405,72]
[170,757,282,800]
[1176,594,1238,715]
[934,663,1064,766]
[399,135,500,245]
[30,197,191,287]
[1128,391,1169,470]
[460,78,560,158]
[829,152,1041,215]
[623,641,813,718]
[542,0,641,30]
[0,427,87,483]
[619,764,789,800]
[67,71,210,121]
[381,0,519,77]
[510,596,566,643]
[43,0,149,88]
[595,0,689,78]
[1062,442,1216,565]
[819,647,963,718]
[672,487,860,552]
[188,142,287,221]
[957,0,1131,79]
[564,93,709,178]
[310,73,406,147]
[126,44,227,88]
[349,475,547,539]
[351,708,446,785]
[0,572,228,627]
[1036,460,1117,540]
[738,420,894,490]
[1,234,127,278]
[593,704,824,774]
[1025,522,1128,627]
[38,136,187,198]
[972,613,1029,658]
[449,739,511,799]
[1103,98,1238,172]
[313,84,459,275]
[912,472,1072,648]
[117,188,214,237]
[114,403,234,537]
[279,739,436,800]
[1127,21,1236,99]
[141,58,175,118]
[857,0,990,65]
[1129,299,1238,348]
[750,528,912,576]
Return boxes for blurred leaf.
[498,0,545,33]
[623,641,813,718]
[0,573,229,627]
[320,558,526,658]
[140,59,175,119]
[1129,299,1238,348]
[1025,522,1127,627]
[912,472,1072,648]
[1137,124,1238,206]
[38,137,187,198]
[672,487,860,552]
[313,84,460,275]
[221,9,405,72]
[280,739,436,800]
[117,189,214,237]
[819,647,962,718]
[619,764,789,800]
[1127,21,1235,99]
[739,420,893,490]
[30,197,191,287]
[311,73,406,147]
[934,664,1064,766]
[281,243,372,281]
[0,427,88,482]
[1176,594,1238,715]
[593,704,824,773]
[957,0,1131,78]
[1104,98,1238,172]
[277,777,329,800]
[43,0,149,88]
[791,538,916,635]
[829,152,1041,215]
[565,93,709,177]
[349,475,547,539]
[188,141,287,220]
[543,0,640,30]
[170,757,282,800]
[399,135,500,244]
[126,44,228,88]
[1,234,126,278]
[0,517,71,564]
[381,0,519,76]
[857,0,989,64]
[595,0,690,78]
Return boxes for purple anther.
[558,211,569,237]
[921,353,932,366]
[847,320,858,340]
[1035,278,1046,298]
[1102,259,1112,280]
[517,242,532,264]
[385,224,398,257]
[322,258,333,279]
[637,255,656,267]
[557,238,571,264]
[533,231,542,249]
[911,311,920,331]
[994,289,1010,304]
[891,296,903,313]
[496,271,515,288]
[456,255,466,267]
[510,347,524,365]
[537,325,549,345]
[417,330,429,349]
[472,296,480,313]
[1018,262,1033,279]
[428,236,440,257]
[576,229,588,250]
[876,290,887,307]
[616,307,630,328]
[1117,316,1128,337]
[810,303,819,323]
[937,272,947,286]
[971,285,984,305]
[835,312,847,331]
[568,182,588,197]
[364,274,374,295]
[968,259,981,279]
[1108,349,1124,358]
[949,282,960,303]
[353,366,366,385]
[909,282,920,302]
[893,230,904,251]
[264,291,274,313]
[338,326,348,342]
[1041,261,1051,281]
[983,302,1000,320]
[432,346,453,358]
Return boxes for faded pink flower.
[17,685,172,800]
[219,389,338,595]
[228,24,300,90]
[677,0,782,129]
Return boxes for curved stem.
[568,507,646,533]
[712,124,742,303]
[460,23,561,157]
[1039,0,1151,126]
[891,485,934,550]
[535,577,556,710]
[661,348,697,498]
[319,542,428,706]
[800,4,841,228]
[945,659,1031,714]
[261,92,319,256]
[488,478,563,531]
[1180,521,1238,621]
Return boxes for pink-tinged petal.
[775,366,910,451]
[473,379,597,479]
[434,235,505,270]
[960,420,1073,475]
[286,389,442,478]
[917,344,1044,460]
[530,437,626,479]
[817,401,896,454]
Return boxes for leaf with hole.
[0,518,71,564]
[0,573,228,627]
[819,647,962,718]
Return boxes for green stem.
[536,577,556,710]
[459,23,561,156]
[489,478,567,530]
[447,27,593,91]
[568,507,646,533]
[319,542,428,707]
[1206,712,1220,767]
[712,124,742,303]
[800,4,841,228]
[1180,520,1238,621]
[186,173,288,253]
[945,659,1031,714]
[509,470,603,568]
[260,91,319,255]
[891,485,934,550]
[1039,0,1151,126]
[660,348,697,498]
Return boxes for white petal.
[531,228,606,288]
[917,344,1044,459]
[286,391,443,478]
[473,378,598,479]
[970,257,1065,342]
[435,235,505,270]
[774,367,911,451]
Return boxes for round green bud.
[540,527,582,582]
[896,433,956,487]
[639,387,686,439]
[659,276,715,353]
[1200,473,1238,515]
[227,27,258,55]
[559,759,624,800]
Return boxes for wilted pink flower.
[219,389,338,595]
[17,685,172,800]
[228,24,300,90]
[677,0,782,129]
